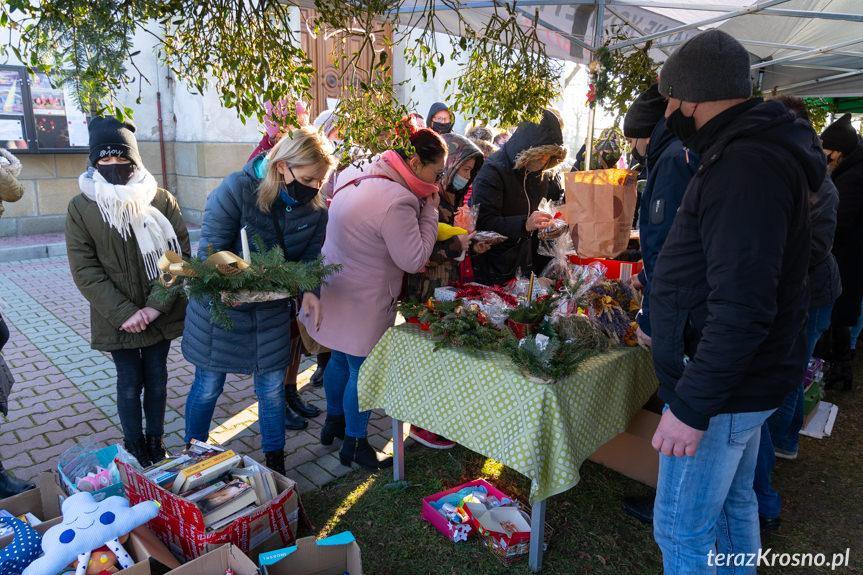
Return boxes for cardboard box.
[588,408,660,488]
[165,544,258,575]
[1,525,180,574]
[117,455,301,562]
[421,478,514,543]
[259,531,363,575]
[568,255,644,281]
[58,444,126,501]
[0,472,64,522]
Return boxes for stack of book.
[141,440,280,530]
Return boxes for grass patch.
[298,361,863,574]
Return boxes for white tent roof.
[386,0,863,97]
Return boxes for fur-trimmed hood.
[513,143,568,172]
[505,110,567,172]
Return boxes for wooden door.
[300,9,393,120]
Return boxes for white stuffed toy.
[22,492,159,575]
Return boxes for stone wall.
[0,140,254,236]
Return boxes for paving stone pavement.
[0,251,404,494]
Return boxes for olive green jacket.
[66,187,191,351]
[0,170,24,218]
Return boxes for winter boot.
[285,403,309,430]
[0,461,35,498]
[321,414,345,445]
[340,437,393,470]
[309,352,331,387]
[286,384,321,419]
[264,449,286,476]
[124,437,152,468]
[145,435,167,465]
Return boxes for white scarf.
[79,167,181,280]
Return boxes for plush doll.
[75,539,127,575]
[0,516,42,575]
[21,492,159,575]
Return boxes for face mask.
[631,148,646,167]
[283,177,320,205]
[452,174,469,191]
[97,163,136,186]
[666,108,698,143]
[432,121,453,135]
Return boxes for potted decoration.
[505,295,554,340]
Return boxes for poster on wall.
[63,85,89,148]
[0,69,29,150]
[0,70,25,116]
[31,72,71,149]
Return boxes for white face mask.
[452,174,469,190]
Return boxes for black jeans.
[110,339,171,442]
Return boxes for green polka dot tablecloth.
[358,324,659,503]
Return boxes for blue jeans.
[323,350,370,438]
[184,368,286,453]
[851,299,863,350]
[110,340,171,442]
[754,424,781,519]
[753,302,833,517]
[654,408,774,575]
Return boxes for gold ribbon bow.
[157,250,251,286]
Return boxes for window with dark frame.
[0,64,89,154]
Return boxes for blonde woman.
[182,127,335,475]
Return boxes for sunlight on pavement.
[208,366,318,444]
[319,474,377,539]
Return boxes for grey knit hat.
[659,30,752,103]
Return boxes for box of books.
[116,442,301,562]
[259,531,363,575]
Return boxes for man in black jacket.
[650,30,825,572]
[469,110,567,285]
[819,114,863,390]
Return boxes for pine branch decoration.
[502,332,597,383]
[151,244,340,330]
[429,304,505,352]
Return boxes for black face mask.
[96,163,136,186]
[432,121,453,135]
[284,179,320,205]
[665,108,698,144]
[631,148,646,167]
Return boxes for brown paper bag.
[562,169,638,259]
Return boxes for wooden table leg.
[528,498,547,572]
[392,418,405,481]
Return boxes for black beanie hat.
[820,114,858,154]
[659,30,751,103]
[88,116,142,168]
[624,83,666,138]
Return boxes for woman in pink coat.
[301,128,446,470]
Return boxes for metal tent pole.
[585,1,604,171]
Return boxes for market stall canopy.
[354,0,863,98]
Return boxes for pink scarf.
[381,150,439,198]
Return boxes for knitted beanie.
[624,83,666,138]
[659,30,752,103]
[820,114,858,154]
[88,117,142,167]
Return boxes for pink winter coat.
[302,153,439,356]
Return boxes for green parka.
[66,186,191,351]
[0,170,24,218]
